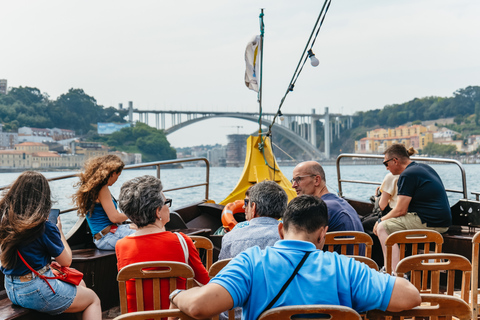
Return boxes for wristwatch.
[377,217,383,224]
[169,289,185,304]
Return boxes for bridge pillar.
[162,114,165,129]
[155,114,159,129]
[311,109,316,148]
[128,101,133,123]
[324,107,330,160]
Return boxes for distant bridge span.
[125,102,353,159]
[164,113,323,159]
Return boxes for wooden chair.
[208,258,232,278]
[117,261,195,314]
[113,308,197,320]
[258,304,362,320]
[189,235,214,270]
[395,253,471,306]
[324,231,373,257]
[367,293,471,320]
[208,258,234,320]
[385,229,443,275]
[472,231,480,319]
[350,255,379,271]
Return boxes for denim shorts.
[94,224,136,250]
[5,269,77,315]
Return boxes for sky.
[2,0,480,148]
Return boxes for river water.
[1,162,480,233]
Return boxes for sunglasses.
[164,198,173,207]
[244,198,249,207]
[383,158,396,167]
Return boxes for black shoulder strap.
[257,251,312,319]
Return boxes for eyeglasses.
[383,158,396,167]
[291,175,315,184]
[244,198,249,207]
[164,198,173,207]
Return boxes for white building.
[0,124,18,149]
[433,127,458,140]
[208,146,227,167]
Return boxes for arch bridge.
[123,102,352,160]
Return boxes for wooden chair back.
[367,293,471,320]
[258,305,362,320]
[189,235,214,270]
[385,229,443,274]
[117,261,195,314]
[113,308,197,320]
[350,255,379,271]
[208,258,234,320]
[208,258,232,278]
[324,231,373,257]
[395,253,471,310]
[471,231,480,319]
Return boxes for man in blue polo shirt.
[374,143,452,273]
[171,195,420,320]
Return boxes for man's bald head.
[291,161,327,197]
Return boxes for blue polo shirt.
[211,240,395,320]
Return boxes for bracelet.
[377,217,382,224]
[169,289,184,304]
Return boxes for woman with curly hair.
[73,154,135,250]
[0,171,101,319]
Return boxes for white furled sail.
[244,35,261,92]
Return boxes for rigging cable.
[264,0,332,141]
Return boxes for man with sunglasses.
[374,144,451,273]
[291,161,364,255]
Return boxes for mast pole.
[258,8,264,136]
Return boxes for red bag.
[17,251,84,294]
[50,261,83,286]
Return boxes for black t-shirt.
[397,162,452,227]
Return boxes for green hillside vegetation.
[272,86,480,157]
[0,87,126,134]
[354,86,480,128]
[0,86,176,161]
[88,123,176,162]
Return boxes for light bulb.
[308,49,319,67]
[280,116,285,121]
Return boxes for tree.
[423,143,457,156]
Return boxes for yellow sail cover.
[220,135,296,205]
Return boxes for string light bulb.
[308,49,319,67]
[278,111,284,121]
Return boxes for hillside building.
[0,79,7,95]
[355,124,433,154]
[0,124,18,149]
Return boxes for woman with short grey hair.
[115,175,209,313]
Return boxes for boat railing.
[0,157,211,217]
[336,153,468,199]
[470,192,480,201]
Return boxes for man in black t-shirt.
[373,144,451,273]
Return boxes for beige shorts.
[382,212,449,235]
